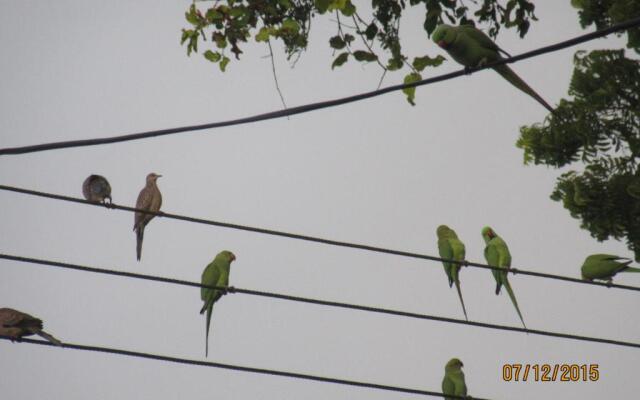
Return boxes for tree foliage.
[517,49,640,259]
[181,0,536,103]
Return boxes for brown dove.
[0,308,62,346]
[134,172,162,261]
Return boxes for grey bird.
[82,175,112,204]
[0,308,62,346]
[134,172,162,261]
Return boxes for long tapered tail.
[503,280,527,330]
[37,330,62,346]
[494,64,554,113]
[205,305,213,357]
[135,227,144,261]
[454,278,468,321]
[623,266,640,273]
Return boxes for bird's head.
[445,358,464,370]
[146,173,162,183]
[481,226,496,242]
[432,24,455,49]
[218,250,236,263]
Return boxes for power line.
[1,183,638,293]
[0,336,486,400]
[3,252,640,349]
[1,17,639,156]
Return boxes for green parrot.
[581,254,640,282]
[441,358,468,400]
[436,225,468,320]
[200,250,236,357]
[481,226,527,329]
[432,24,554,113]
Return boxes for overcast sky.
[1,1,638,399]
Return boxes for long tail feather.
[205,304,213,357]
[136,227,144,261]
[503,280,527,330]
[454,278,468,321]
[494,64,554,113]
[37,330,62,346]
[623,266,640,273]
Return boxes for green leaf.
[364,23,378,40]
[219,56,230,72]
[402,72,422,106]
[387,57,403,71]
[281,18,300,33]
[412,54,446,71]
[315,0,330,14]
[213,32,227,49]
[343,34,355,44]
[341,0,356,17]
[329,35,346,49]
[255,27,271,42]
[185,5,200,25]
[205,9,224,23]
[204,50,221,63]
[331,52,349,69]
[353,50,378,62]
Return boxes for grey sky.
[1,1,637,399]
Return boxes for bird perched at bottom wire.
[581,254,640,283]
[201,250,236,357]
[442,358,468,400]
[82,174,112,204]
[0,308,62,346]
[436,225,468,320]
[432,24,554,113]
[133,172,162,261]
[481,226,527,329]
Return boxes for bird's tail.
[494,64,554,113]
[503,279,527,330]
[453,277,468,321]
[37,330,62,346]
[135,227,144,261]
[623,266,640,273]
[205,305,213,357]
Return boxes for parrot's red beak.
[437,40,447,48]
[231,253,236,261]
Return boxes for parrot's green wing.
[201,261,222,303]
[438,237,455,286]
[449,237,468,321]
[484,240,502,293]
[442,375,455,399]
[450,371,468,396]
[459,24,507,56]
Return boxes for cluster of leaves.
[181,0,537,102]
[571,0,640,53]
[517,50,640,259]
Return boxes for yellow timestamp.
[502,364,599,382]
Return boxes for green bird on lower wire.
[432,24,554,113]
[200,250,236,357]
[436,225,468,320]
[481,226,527,329]
[581,254,640,283]
[442,358,468,400]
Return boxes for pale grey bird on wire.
[134,172,162,261]
[0,307,62,346]
[82,175,112,204]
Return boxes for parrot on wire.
[432,24,554,112]
[133,172,162,261]
[581,254,640,283]
[481,226,527,329]
[0,308,62,346]
[436,225,468,320]
[200,250,236,357]
[441,358,468,400]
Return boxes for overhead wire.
[2,253,640,349]
[0,16,639,156]
[1,183,639,293]
[0,336,488,400]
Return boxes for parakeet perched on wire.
[481,226,527,329]
[581,254,640,282]
[200,250,236,357]
[133,173,162,261]
[82,174,112,204]
[432,24,554,112]
[442,358,467,400]
[436,225,468,320]
[0,308,62,346]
